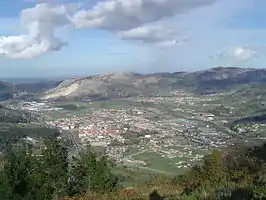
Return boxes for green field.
[112,166,158,187]
[123,146,141,156]
[47,100,137,120]
[132,151,183,175]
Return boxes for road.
[162,106,245,139]
[125,149,149,160]
[61,129,84,158]
[124,148,180,175]
[136,165,177,175]
[125,159,177,175]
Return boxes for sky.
[0,0,265,77]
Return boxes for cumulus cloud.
[0,35,65,59]
[232,46,257,61]
[0,3,75,59]
[72,0,216,31]
[0,0,216,59]
[215,46,262,62]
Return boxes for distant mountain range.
[0,81,16,101]
[0,80,62,101]
[42,67,266,100]
[181,67,266,90]
[1,67,266,101]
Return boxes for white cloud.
[155,40,181,47]
[232,46,257,61]
[0,3,75,59]
[0,35,67,59]
[117,25,178,44]
[0,0,216,59]
[72,0,216,31]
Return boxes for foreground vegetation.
[0,134,266,200]
[0,136,118,200]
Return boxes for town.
[7,89,260,174]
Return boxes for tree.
[91,156,118,192]
[39,137,69,199]
[69,147,118,196]
[202,150,226,183]
[68,148,97,196]
[0,142,37,200]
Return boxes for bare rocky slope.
[42,72,176,100]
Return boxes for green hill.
[0,105,59,152]
[0,105,32,123]
[0,82,14,101]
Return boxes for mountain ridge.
[42,67,266,100]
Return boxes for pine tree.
[0,142,36,199]
[92,156,118,192]
[69,147,118,196]
[40,137,69,199]
[69,147,97,195]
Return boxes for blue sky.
[0,0,265,78]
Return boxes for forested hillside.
[0,105,59,153]
[0,137,118,200]
[1,135,266,200]
[0,105,32,123]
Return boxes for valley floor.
[7,88,266,184]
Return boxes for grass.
[123,146,141,156]
[95,100,137,109]
[132,151,183,175]
[48,108,91,120]
[47,99,136,120]
[112,166,157,187]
